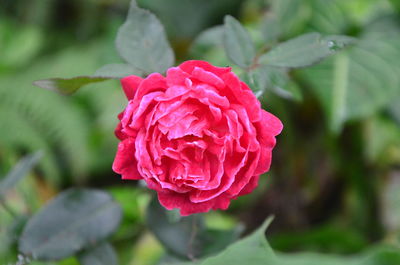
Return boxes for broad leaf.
[271,0,308,38]
[94,63,143,78]
[259,33,355,68]
[33,76,111,95]
[223,15,256,68]
[146,197,205,259]
[146,198,240,260]
[19,188,122,261]
[78,242,118,265]
[261,17,281,44]
[0,151,43,199]
[165,217,400,265]
[301,37,400,133]
[115,1,174,74]
[198,217,276,265]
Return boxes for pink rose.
[112,60,283,216]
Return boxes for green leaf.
[33,76,111,95]
[242,66,302,101]
[382,171,400,232]
[260,17,281,44]
[259,33,355,68]
[365,117,400,165]
[198,217,276,265]
[223,15,256,68]
[146,198,240,260]
[77,242,118,265]
[146,197,205,259]
[0,151,43,199]
[115,1,175,74]
[94,63,143,78]
[271,0,308,38]
[19,188,122,261]
[165,217,400,265]
[241,69,269,98]
[301,37,400,133]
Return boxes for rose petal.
[112,138,141,180]
[121,75,143,100]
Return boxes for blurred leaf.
[269,224,368,253]
[0,151,43,199]
[389,101,400,125]
[388,0,400,13]
[241,69,268,98]
[196,217,276,265]
[260,17,281,44]
[308,0,350,34]
[189,26,229,66]
[264,67,302,101]
[146,198,240,260]
[223,15,256,68]
[77,242,118,265]
[165,218,400,265]
[259,33,355,68]
[94,63,143,78]
[19,188,122,261]
[146,197,205,259]
[365,116,400,165]
[301,37,400,133]
[33,76,111,95]
[270,0,309,38]
[115,0,175,74]
[382,171,400,232]
[242,66,302,101]
[0,23,43,68]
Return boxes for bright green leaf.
[223,15,256,68]
[259,33,355,68]
[77,242,118,265]
[115,1,175,74]
[197,217,276,265]
[19,188,122,261]
[33,76,111,95]
[0,151,43,199]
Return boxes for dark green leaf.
[115,1,175,74]
[19,188,122,261]
[223,15,256,68]
[146,197,205,259]
[33,76,111,95]
[78,242,118,265]
[0,151,42,199]
[147,197,241,260]
[259,33,355,68]
[94,63,143,78]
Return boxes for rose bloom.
[113,60,283,215]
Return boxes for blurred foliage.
[1,0,400,264]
